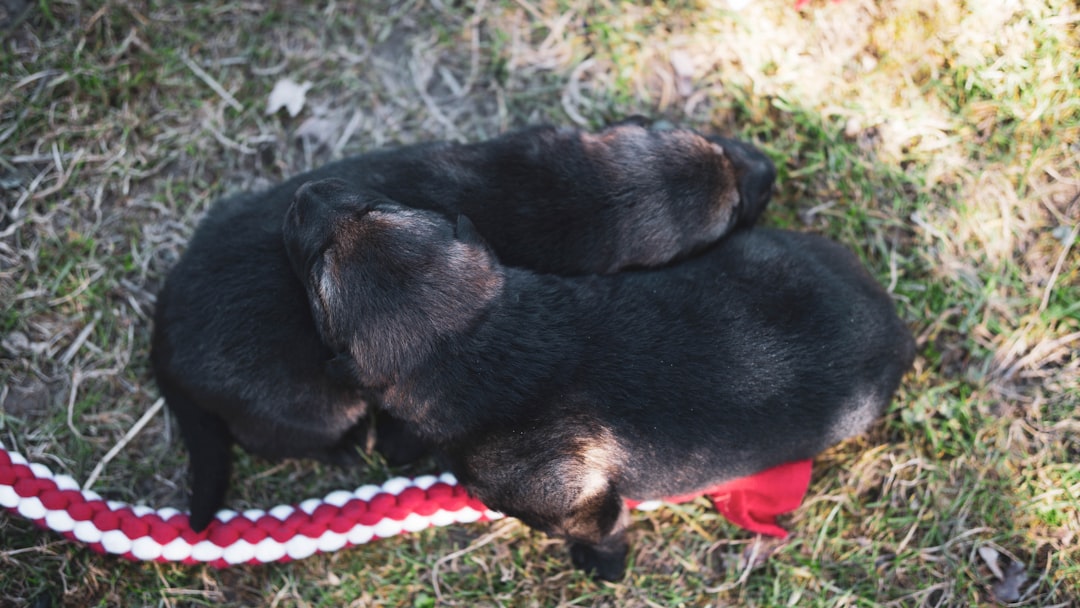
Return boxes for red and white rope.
[0,440,511,567]
[0,440,674,567]
[5,435,820,568]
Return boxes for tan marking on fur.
[331,208,427,252]
[447,240,505,303]
[701,144,742,243]
[570,426,626,508]
[316,251,340,328]
[830,390,883,443]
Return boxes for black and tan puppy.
[151,122,776,530]
[283,184,916,580]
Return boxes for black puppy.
[151,122,776,531]
[283,185,916,581]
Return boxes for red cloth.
[625,459,813,538]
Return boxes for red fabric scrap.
[625,459,813,538]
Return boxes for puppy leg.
[314,411,430,467]
[321,418,371,466]
[372,413,431,466]
[158,380,234,532]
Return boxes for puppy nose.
[713,137,776,226]
[290,195,307,227]
[293,178,352,225]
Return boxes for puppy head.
[582,124,776,264]
[659,131,776,252]
[283,178,503,385]
[706,135,776,227]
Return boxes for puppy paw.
[569,542,627,582]
[374,416,432,466]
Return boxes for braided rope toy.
[1,439,812,567]
[0,440,510,567]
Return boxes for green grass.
[2,0,1078,606]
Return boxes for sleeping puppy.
[283,182,916,581]
[151,121,777,531]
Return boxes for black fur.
[284,190,916,580]
[151,122,776,531]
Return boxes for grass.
[1,0,1078,606]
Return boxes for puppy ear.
[455,214,485,246]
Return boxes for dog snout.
[292,178,377,231]
[713,138,777,227]
[292,179,339,225]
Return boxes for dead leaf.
[992,560,1028,603]
[1,377,52,417]
[266,78,313,117]
[978,545,1005,580]
[294,116,339,148]
[980,546,1029,604]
